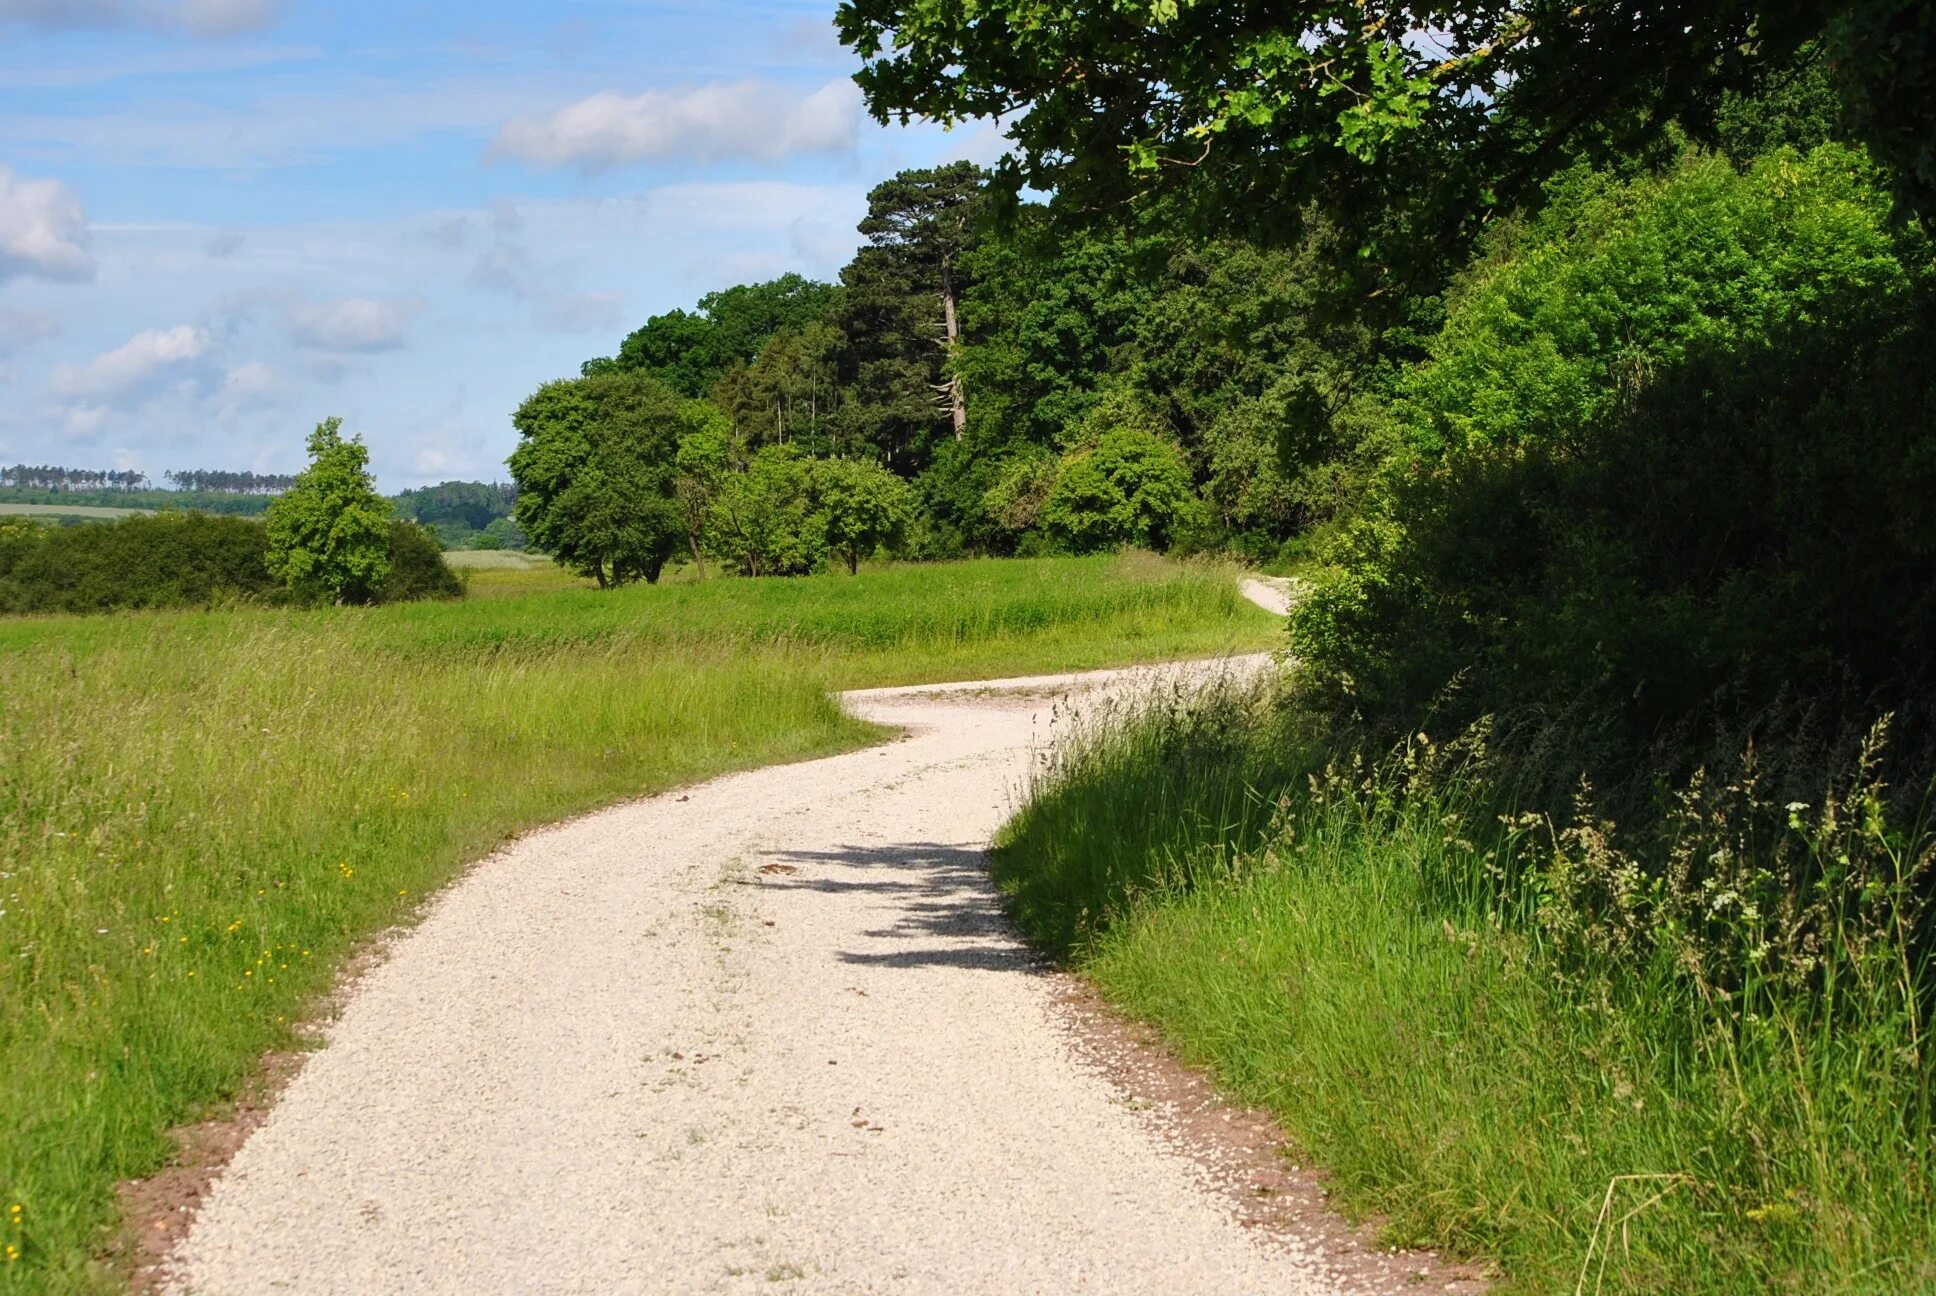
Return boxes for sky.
[0,0,1000,489]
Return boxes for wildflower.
[5,1243,17,1262]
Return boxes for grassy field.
[993,684,1936,1295]
[0,504,149,521]
[0,555,1276,1290]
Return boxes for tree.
[856,163,984,438]
[507,370,698,587]
[836,1,1936,261]
[673,415,734,579]
[1040,399,1200,553]
[813,457,914,573]
[264,417,392,605]
[707,446,825,577]
[834,163,986,471]
[593,274,840,397]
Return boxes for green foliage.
[264,418,393,606]
[379,520,463,604]
[812,456,914,573]
[1295,145,1934,731]
[1040,398,1200,554]
[508,370,703,587]
[706,445,824,576]
[391,480,518,549]
[829,162,986,470]
[595,273,837,398]
[0,513,276,613]
[837,0,1936,263]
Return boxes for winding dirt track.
[167,587,1349,1296]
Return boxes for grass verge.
[0,554,1276,1291]
[993,680,1935,1295]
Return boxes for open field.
[0,555,1277,1291]
[0,503,150,521]
[993,684,1936,1296]
[438,548,550,570]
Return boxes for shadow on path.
[755,842,1046,974]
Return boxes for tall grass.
[994,683,1936,1295]
[0,555,1275,1290]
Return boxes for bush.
[0,513,277,614]
[1040,394,1200,553]
[1295,145,1936,742]
[379,520,463,603]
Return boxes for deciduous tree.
[264,417,392,605]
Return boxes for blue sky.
[0,0,999,488]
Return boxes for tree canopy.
[834,1,1936,262]
[508,370,703,586]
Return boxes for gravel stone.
[169,647,1335,1295]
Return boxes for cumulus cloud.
[0,0,276,35]
[493,77,862,170]
[284,296,423,352]
[50,324,212,402]
[0,165,94,283]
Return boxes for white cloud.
[0,0,275,34]
[284,296,423,352]
[0,307,61,357]
[493,77,862,170]
[50,323,211,402]
[205,228,245,258]
[0,165,94,283]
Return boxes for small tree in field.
[265,417,392,605]
[707,446,824,576]
[813,457,912,574]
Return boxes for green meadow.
[0,554,1275,1290]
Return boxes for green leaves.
[264,418,392,606]
[507,371,696,587]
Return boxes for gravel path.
[169,620,1336,1294]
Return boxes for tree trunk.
[847,547,859,575]
[687,529,708,580]
[940,263,966,439]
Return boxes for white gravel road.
[168,595,1339,1295]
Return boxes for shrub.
[1294,145,1936,739]
[379,520,463,603]
[1040,394,1200,553]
